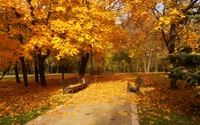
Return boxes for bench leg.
[63,88,66,94]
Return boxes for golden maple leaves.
[156,8,186,29]
[0,0,127,69]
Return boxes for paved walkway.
[25,100,139,125]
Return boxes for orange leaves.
[0,0,128,64]
[163,116,171,120]
[136,74,200,116]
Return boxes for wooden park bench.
[60,77,87,94]
[127,77,144,94]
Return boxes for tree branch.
[182,0,198,13]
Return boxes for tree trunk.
[48,63,52,73]
[19,34,28,87]
[169,76,179,90]
[20,57,28,87]
[38,53,46,87]
[79,52,90,78]
[34,54,39,83]
[129,59,133,72]
[168,24,179,90]
[154,59,158,72]
[14,63,21,83]
[37,49,50,87]
[143,60,147,72]
[136,61,139,72]
[62,65,64,80]
[147,50,152,72]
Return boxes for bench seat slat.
[60,77,87,94]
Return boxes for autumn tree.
[21,0,128,84]
[153,0,200,89]
[121,0,200,89]
[0,0,34,86]
[117,0,162,72]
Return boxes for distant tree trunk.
[14,63,21,83]
[34,54,39,83]
[27,63,31,74]
[37,49,50,87]
[154,58,158,72]
[79,52,89,77]
[62,65,64,80]
[56,65,59,73]
[48,63,52,73]
[147,50,152,72]
[143,59,147,72]
[129,59,133,72]
[136,61,139,72]
[20,57,28,87]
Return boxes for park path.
[25,98,139,125]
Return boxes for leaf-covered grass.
[138,103,199,125]
[1,73,200,125]
[0,74,75,124]
[0,105,51,125]
[135,75,200,125]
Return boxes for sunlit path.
[25,74,139,125]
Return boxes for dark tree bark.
[62,64,64,80]
[160,23,179,90]
[37,49,50,87]
[20,57,28,87]
[34,54,39,83]
[79,52,90,78]
[168,24,179,90]
[19,34,28,87]
[14,63,21,83]
[27,63,31,74]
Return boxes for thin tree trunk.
[38,53,46,87]
[20,57,28,87]
[79,52,90,78]
[147,50,152,72]
[56,65,59,73]
[143,59,147,72]
[154,58,158,72]
[129,59,133,72]
[27,63,31,74]
[136,61,139,72]
[49,63,52,73]
[34,54,39,82]
[14,63,21,83]
[62,64,64,80]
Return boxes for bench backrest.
[61,77,81,86]
[61,77,86,85]
[135,77,144,91]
